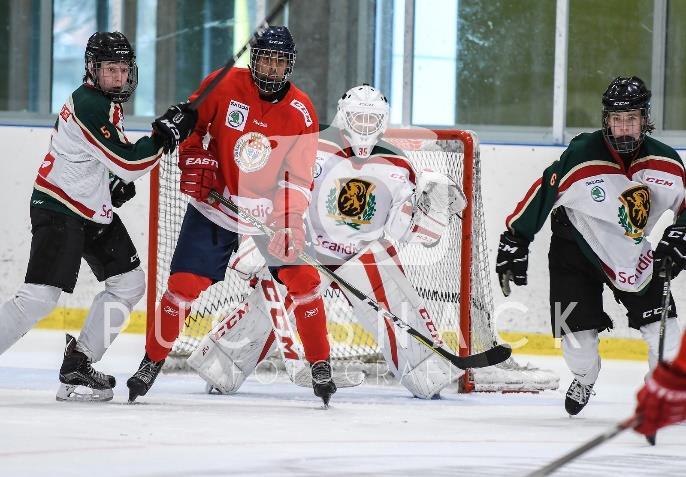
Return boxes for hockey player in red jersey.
[0,32,196,402]
[634,330,686,436]
[126,26,328,403]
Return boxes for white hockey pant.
[77,267,145,362]
[332,241,462,398]
[562,317,681,385]
[0,283,61,355]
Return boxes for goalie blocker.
[189,239,463,399]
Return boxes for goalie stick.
[189,0,290,110]
[208,190,512,370]
[526,259,674,475]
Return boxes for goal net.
[147,128,558,392]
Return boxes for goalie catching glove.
[415,170,466,218]
[400,171,467,247]
[496,231,530,297]
[178,146,219,201]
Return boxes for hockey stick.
[524,414,640,477]
[208,190,512,370]
[646,256,673,445]
[189,0,290,110]
[526,259,675,475]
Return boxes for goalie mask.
[84,31,138,103]
[601,76,653,154]
[335,84,390,159]
[249,26,297,94]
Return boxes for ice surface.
[0,330,684,476]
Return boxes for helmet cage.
[602,106,649,154]
[249,48,296,94]
[335,85,390,159]
[87,59,138,103]
[601,76,652,154]
[84,32,138,103]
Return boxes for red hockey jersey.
[181,67,319,234]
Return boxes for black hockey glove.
[109,175,136,208]
[654,223,686,278]
[496,231,530,297]
[152,102,198,154]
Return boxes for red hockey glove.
[178,146,219,201]
[634,362,686,437]
[267,215,306,264]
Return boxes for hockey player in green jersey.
[0,31,197,401]
[496,76,686,416]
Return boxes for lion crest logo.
[326,178,376,230]
[618,185,650,244]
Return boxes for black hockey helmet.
[249,26,297,94]
[601,76,653,154]
[84,31,138,103]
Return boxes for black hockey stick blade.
[525,415,639,477]
[407,327,512,369]
[189,0,290,110]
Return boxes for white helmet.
[334,84,390,159]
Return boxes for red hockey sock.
[293,296,330,363]
[145,272,211,362]
[145,292,191,362]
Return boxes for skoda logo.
[591,186,606,202]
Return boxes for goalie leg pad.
[335,241,461,398]
[187,285,276,394]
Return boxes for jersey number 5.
[100,126,111,139]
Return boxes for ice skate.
[311,359,337,408]
[56,334,115,402]
[565,378,595,416]
[126,353,164,402]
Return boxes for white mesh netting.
[149,128,558,392]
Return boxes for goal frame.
[147,128,479,392]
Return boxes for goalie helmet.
[84,31,138,103]
[334,84,390,159]
[249,26,297,94]
[601,76,653,154]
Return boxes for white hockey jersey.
[507,131,686,292]
[308,127,416,262]
[31,84,163,224]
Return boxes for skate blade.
[294,369,365,388]
[56,384,113,402]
